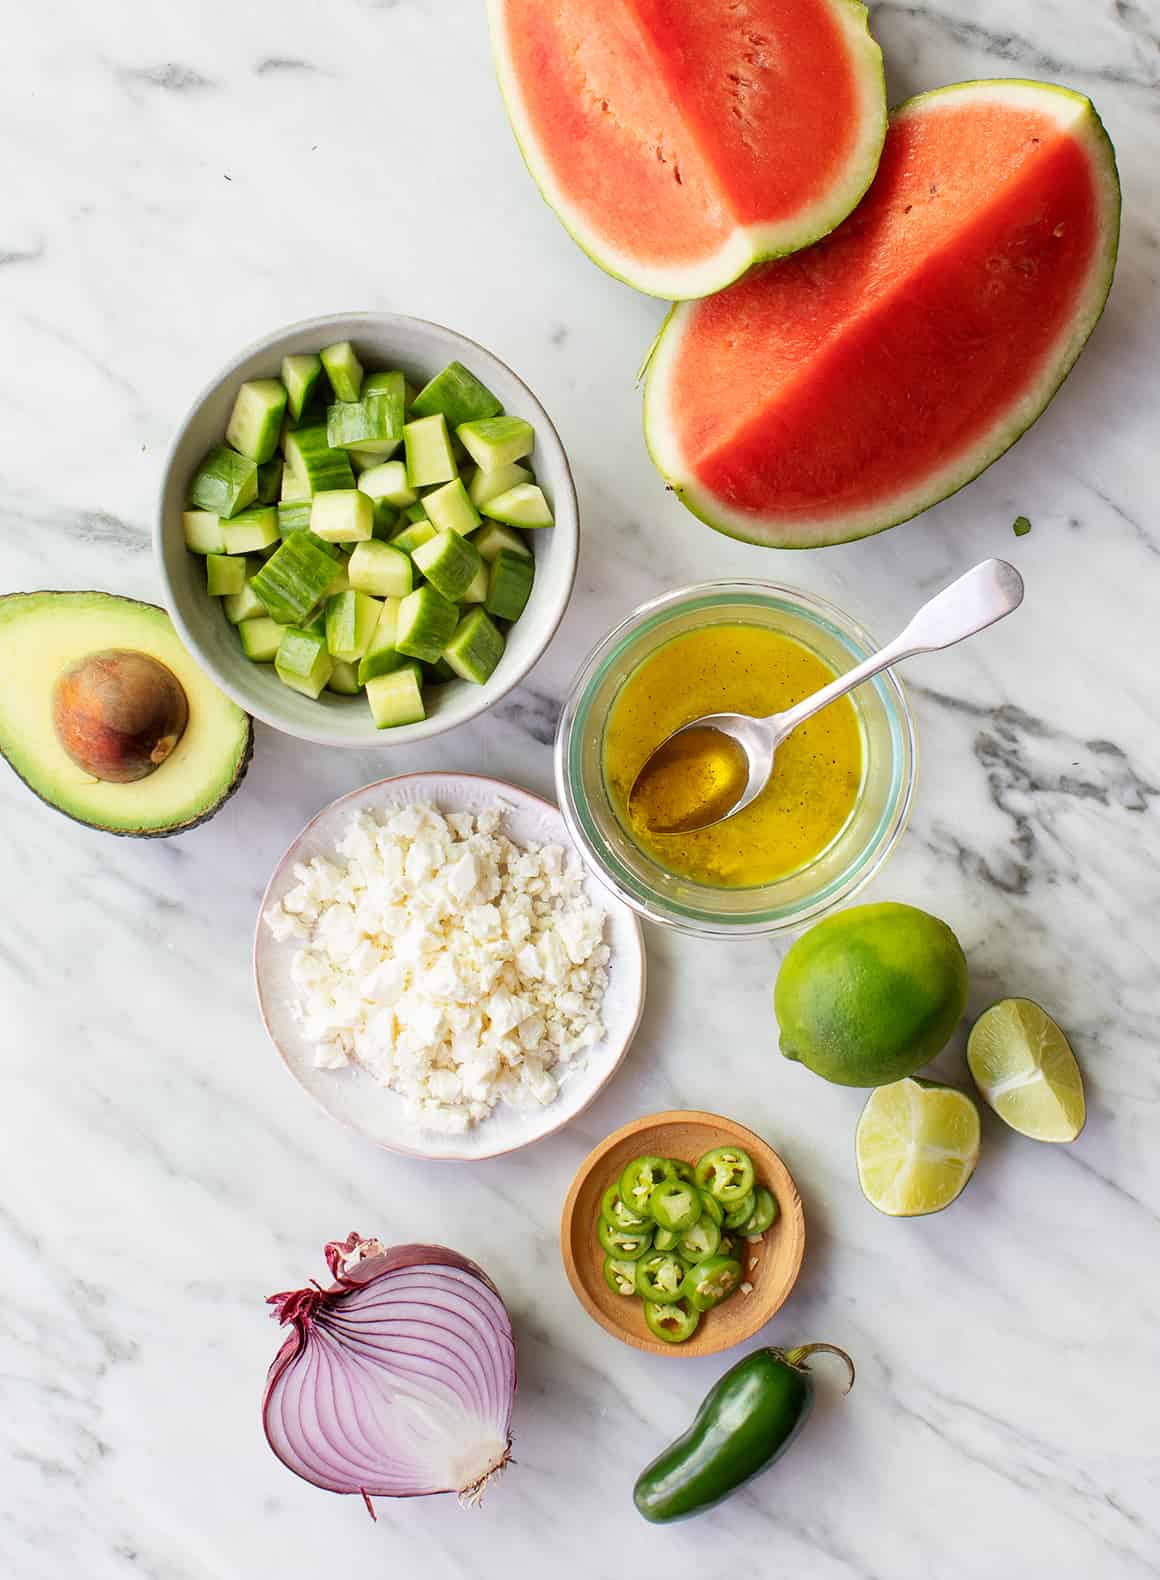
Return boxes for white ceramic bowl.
[254,772,646,1161]
[157,312,578,747]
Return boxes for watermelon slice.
[644,80,1121,547]
[487,0,887,301]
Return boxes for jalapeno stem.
[778,1343,856,1393]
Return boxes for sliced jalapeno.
[740,1186,778,1237]
[653,1225,681,1252]
[620,1155,670,1217]
[662,1158,695,1183]
[597,1218,653,1260]
[635,1251,687,1303]
[724,1191,756,1230]
[682,1254,743,1312]
[603,1256,639,1297]
[643,1298,701,1345]
[695,1146,755,1206]
[602,1183,648,1232]
[649,1178,702,1233]
[677,1215,721,1263]
[698,1190,724,1227]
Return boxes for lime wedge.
[967,998,1085,1142]
[855,1078,981,1216]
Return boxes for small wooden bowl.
[561,1110,805,1358]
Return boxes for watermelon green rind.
[486,0,887,303]
[643,79,1121,547]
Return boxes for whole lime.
[774,903,969,1087]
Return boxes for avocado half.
[0,591,253,837]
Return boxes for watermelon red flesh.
[644,81,1121,546]
[488,0,886,301]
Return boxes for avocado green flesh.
[0,592,252,837]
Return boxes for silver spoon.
[628,558,1025,835]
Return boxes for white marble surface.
[2,3,1158,1576]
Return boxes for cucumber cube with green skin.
[276,500,313,537]
[226,379,288,464]
[412,529,483,603]
[473,521,531,562]
[486,548,535,621]
[282,354,324,424]
[457,416,534,471]
[461,561,489,604]
[444,608,505,685]
[311,490,373,543]
[467,462,533,510]
[223,582,268,625]
[283,426,356,495]
[237,616,284,662]
[389,519,437,558]
[280,452,311,501]
[481,483,554,528]
[189,445,259,518]
[366,663,426,729]
[183,510,225,555]
[250,531,340,625]
[327,658,363,695]
[411,361,503,430]
[221,507,280,555]
[206,554,246,597]
[403,414,457,488]
[348,443,399,472]
[276,627,334,699]
[256,458,283,504]
[325,590,382,662]
[396,585,457,663]
[327,398,402,453]
[358,597,407,684]
[363,371,406,440]
[322,563,351,600]
[404,501,430,523]
[358,459,418,508]
[423,477,481,538]
[371,502,398,540]
[348,540,413,599]
[320,341,363,403]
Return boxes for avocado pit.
[52,649,189,783]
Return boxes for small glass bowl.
[554,581,917,937]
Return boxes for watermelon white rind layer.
[643,80,1121,548]
[486,0,887,303]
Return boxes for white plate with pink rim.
[254,771,646,1161]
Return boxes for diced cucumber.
[206,554,246,597]
[486,548,535,621]
[277,500,313,537]
[183,510,225,555]
[389,519,437,557]
[467,461,533,510]
[457,416,534,471]
[427,656,458,684]
[225,379,287,464]
[395,585,458,663]
[322,562,351,599]
[189,445,258,518]
[311,490,373,543]
[444,608,505,685]
[404,414,457,488]
[250,531,339,625]
[348,539,413,598]
[256,458,283,504]
[327,376,403,451]
[280,455,310,501]
[320,341,363,403]
[461,560,489,603]
[348,443,399,471]
[283,426,356,495]
[327,658,363,695]
[221,507,280,555]
[403,502,430,523]
[422,477,481,538]
[358,598,408,684]
[325,590,382,662]
[366,663,426,729]
[237,616,284,662]
[473,521,531,562]
[282,353,324,424]
[411,361,503,429]
[371,501,397,539]
[223,582,268,625]
[275,627,334,699]
[412,528,483,603]
[358,459,418,509]
[481,482,554,528]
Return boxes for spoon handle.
[772,559,1025,737]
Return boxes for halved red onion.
[264,1236,516,1510]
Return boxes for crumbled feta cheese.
[264,805,610,1132]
